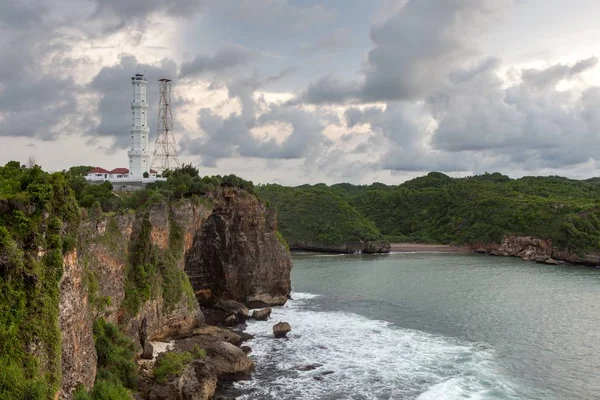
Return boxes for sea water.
[230,253,600,399]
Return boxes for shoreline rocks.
[471,236,600,266]
[273,322,291,338]
[291,239,391,254]
[252,307,272,321]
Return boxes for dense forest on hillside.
[0,161,258,399]
[257,172,600,254]
[255,184,381,246]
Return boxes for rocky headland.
[57,187,292,398]
[472,236,600,266]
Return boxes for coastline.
[390,243,470,253]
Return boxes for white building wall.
[127,74,150,178]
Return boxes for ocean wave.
[235,294,521,399]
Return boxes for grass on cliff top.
[66,163,253,213]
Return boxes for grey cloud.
[306,28,352,53]
[180,46,257,78]
[0,0,47,29]
[362,0,510,101]
[224,0,335,33]
[180,70,332,166]
[90,0,205,33]
[294,76,360,105]
[344,107,384,128]
[294,0,510,105]
[429,57,600,169]
[380,147,471,172]
[0,1,85,139]
[521,57,598,88]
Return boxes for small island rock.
[273,322,291,338]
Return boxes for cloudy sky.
[3,0,600,185]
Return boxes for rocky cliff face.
[58,190,291,398]
[474,236,600,265]
[185,188,292,308]
[292,239,391,254]
[59,200,211,397]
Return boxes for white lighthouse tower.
[128,73,150,178]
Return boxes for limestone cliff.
[185,188,293,308]
[473,236,600,265]
[58,190,293,398]
[59,200,211,397]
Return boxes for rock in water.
[252,307,272,321]
[273,322,291,338]
[206,341,255,381]
[294,363,323,371]
[141,342,154,360]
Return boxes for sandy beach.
[390,243,471,253]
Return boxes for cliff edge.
[57,190,292,398]
[185,188,292,307]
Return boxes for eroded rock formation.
[58,189,293,398]
[185,188,293,307]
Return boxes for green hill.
[255,184,382,247]
[257,173,600,254]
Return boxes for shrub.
[90,380,131,400]
[192,345,206,359]
[154,352,194,383]
[93,318,137,389]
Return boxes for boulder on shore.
[273,322,291,338]
[217,300,249,322]
[363,240,391,254]
[206,341,255,381]
[148,359,217,400]
[252,307,272,321]
[224,315,237,326]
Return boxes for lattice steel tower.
[151,77,180,172]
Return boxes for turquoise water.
[235,253,600,399]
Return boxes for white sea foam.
[235,293,521,400]
[289,292,320,301]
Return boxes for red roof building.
[150,169,158,173]
[110,168,129,174]
[87,167,110,174]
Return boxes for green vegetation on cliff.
[73,319,136,400]
[121,209,195,320]
[256,184,382,246]
[0,161,252,399]
[258,172,600,254]
[0,161,80,399]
